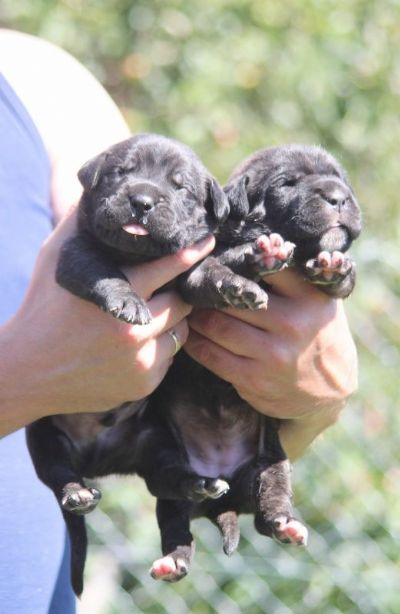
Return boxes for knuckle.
[269,341,295,369]
[125,321,156,346]
[192,338,213,364]
[201,311,235,339]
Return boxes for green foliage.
[2,1,399,612]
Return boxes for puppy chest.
[172,401,260,478]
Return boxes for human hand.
[184,268,358,459]
[0,210,215,435]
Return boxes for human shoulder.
[0,29,129,218]
[0,29,128,150]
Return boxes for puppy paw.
[216,273,269,310]
[61,483,101,515]
[252,233,295,274]
[304,251,353,285]
[271,515,308,546]
[105,293,152,325]
[186,477,230,502]
[150,555,189,582]
[93,279,152,325]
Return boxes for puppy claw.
[187,477,230,501]
[61,484,101,515]
[305,250,353,285]
[106,297,152,325]
[205,478,230,499]
[216,275,269,310]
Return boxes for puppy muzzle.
[127,182,181,242]
[128,181,166,218]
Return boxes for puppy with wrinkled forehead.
[27,140,361,591]
[220,143,361,295]
[56,132,231,324]
[130,144,361,583]
[26,133,270,596]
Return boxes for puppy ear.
[206,177,230,223]
[224,175,250,218]
[78,152,108,190]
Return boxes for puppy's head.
[78,134,228,257]
[224,145,362,258]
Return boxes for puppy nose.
[130,193,154,214]
[324,188,348,210]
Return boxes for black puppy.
[26,133,269,595]
[128,144,361,582]
[27,140,361,590]
[219,143,361,297]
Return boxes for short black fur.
[27,141,361,592]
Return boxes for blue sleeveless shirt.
[0,75,75,613]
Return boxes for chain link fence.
[76,403,399,613]
[77,243,400,614]
[1,1,399,611]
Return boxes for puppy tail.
[62,511,88,597]
[214,511,240,556]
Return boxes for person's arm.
[0,30,216,436]
[0,212,215,436]
[185,268,358,460]
[0,28,130,219]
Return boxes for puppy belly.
[173,402,260,478]
[187,444,253,478]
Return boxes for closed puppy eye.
[281,177,298,187]
[172,172,185,189]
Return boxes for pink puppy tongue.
[122,223,149,236]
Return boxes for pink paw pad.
[307,250,349,281]
[150,556,188,581]
[255,234,295,271]
[273,516,308,546]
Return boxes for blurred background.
[1,1,399,612]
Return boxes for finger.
[121,235,215,299]
[262,267,328,300]
[219,295,303,332]
[162,319,189,358]
[191,286,338,340]
[188,309,271,358]
[126,291,192,343]
[137,319,189,370]
[184,329,253,385]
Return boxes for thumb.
[122,235,216,299]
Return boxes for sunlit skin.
[0,30,357,455]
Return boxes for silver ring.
[167,330,182,356]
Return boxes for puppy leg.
[56,234,151,324]
[26,418,101,514]
[150,499,194,582]
[253,419,308,546]
[303,250,356,298]
[254,460,308,546]
[26,418,97,595]
[179,256,269,310]
[180,234,294,311]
